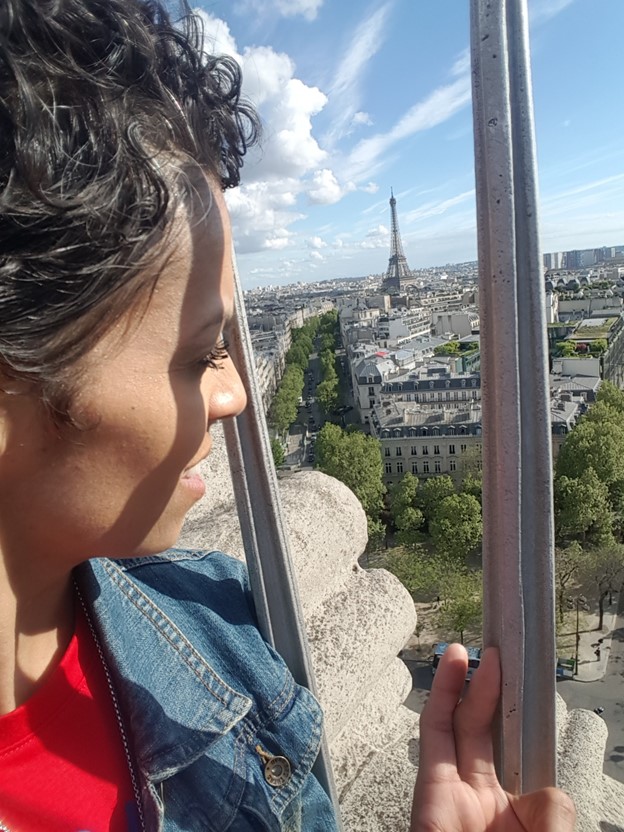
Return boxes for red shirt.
[0,604,140,831]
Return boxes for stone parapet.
[179,426,624,831]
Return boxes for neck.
[0,557,75,714]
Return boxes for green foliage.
[316,378,338,414]
[554,468,613,544]
[554,542,587,624]
[270,437,285,468]
[436,569,483,644]
[596,380,624,413]
[434,341,461,356]
[416,476,456,529]
[583,544,624,629]
[365,517,387,555]
[315,423,385,518]
[462,473,483,504]
[556,340,577,357]
[591,338,608,355]
[384,546,446,598]
[429,493,482,561]
[556,402,624,487]
[389,473,424,543]
[269,364,304,434]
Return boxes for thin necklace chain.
[74,584,147,832]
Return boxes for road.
[558,593,624,782]
[401,602,624,784]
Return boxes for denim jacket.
[75,549,340,832]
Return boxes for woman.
[0,0,575,829]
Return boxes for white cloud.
[307,236,327,249]
[344,74,472,181]
[275,0,324,20]
[195,11,331,251]
[360,224,390,249]
[323,3,393,145]
[361,182,379,194]
[308,168,356,204]
[529,0,575,25]
[352,111,373,127]
[233,0,324,22]
[403,190,475,224]
[310,250,324,261]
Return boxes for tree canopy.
[315,423,385,518]
[429,493,482,561]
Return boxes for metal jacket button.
[255,744,292,788]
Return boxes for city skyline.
[195,0,624,287]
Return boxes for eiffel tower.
[382,188,412,294]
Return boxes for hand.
[410,644,576,832]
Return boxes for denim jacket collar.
[76,556,253,782]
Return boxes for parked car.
[431,643,482,681]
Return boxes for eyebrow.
[189,303,234,341]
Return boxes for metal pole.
[223,245,344,828]
[470,0,557,793]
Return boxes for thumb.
[509,787,576,832]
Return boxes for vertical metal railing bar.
[506,0,557,791]
[470,0,525,794]
[223,245,344,827]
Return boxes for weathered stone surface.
[306,567,416,740]
[178,428,624,832]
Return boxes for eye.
[199,338,230,370]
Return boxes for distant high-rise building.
[382,189,412,294]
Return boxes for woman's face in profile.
[0,178,246,572]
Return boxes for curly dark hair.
[0,0,259,422]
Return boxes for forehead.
[93,174,233,363]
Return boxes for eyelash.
[200,338,230,370]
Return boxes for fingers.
[510,787,576,832]
[453,646,501,788]
[417,643,469,782]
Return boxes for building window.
[411,446,418,456]
[406,393,412,401]
[369,399,375,409]
[450,459,456,472]
[449,444,456,455]
[445,380,451,388]
[429,381,434,389]
[462,390,467,400]
[472,390,478,399]
[368,386,375,396]
[384,447,391,457]
[446,391,451,400]
[454,391,459,400]
[396,446,402,456]
[412,461,418,474]
[385,461,392,474]
[438,392,443,401]
[422,446,429,455]
[460,444,467,453]
[423,460,430,473]
[434,445,440,455]
[429,392,435,401]
[434,460,441,473]
[397,461,403,474]
[461,379,467,387]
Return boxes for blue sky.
[194,0,624,288]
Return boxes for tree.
[437,570,483,644]
[584,545,624,630]
[315,423,385,519]
[556,340,577,357]
[389,473,424,543]
[430,493,482,562]
[316,378,338,414]
[554,468,614,545]
[270,437,285,468]
[596,379,624,413]
[385,546,448,598]
[554,542,587,624]
[365,517,387,561]
[434,341,460,356]
[416,476,456,530]
[556,403,624,488]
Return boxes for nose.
[206,356,247,425]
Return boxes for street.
[401,598,624,785]
[558,592,624,782]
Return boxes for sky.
[191,0,624,288]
